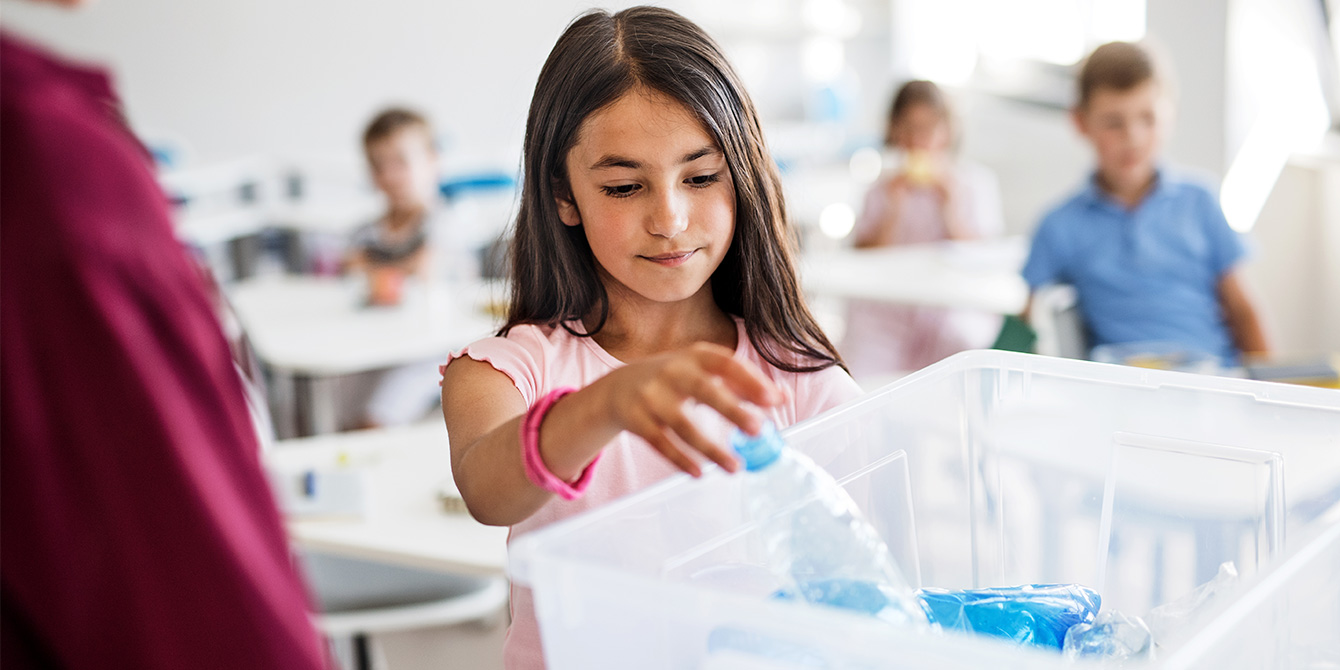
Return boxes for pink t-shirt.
[447,317,862,670]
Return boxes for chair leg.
[353,633,373,670]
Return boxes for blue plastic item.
[731,424,926,627]
[772,578,907,617]
[771,580,1099,650]
[918,584,1101,649]
[729,422,784,471]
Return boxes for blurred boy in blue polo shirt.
[1022,42,1269,364]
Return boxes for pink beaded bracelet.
[520,387,599,500]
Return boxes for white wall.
[0,0,699,170]
[1242,164,1325,353]
[7,0,1337,355]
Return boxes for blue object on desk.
[439,173,517,200]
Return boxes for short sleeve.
[1021,215,1067,289]
[791,364,864,423]
[444,329,546,407]
[1199,188,1246,277]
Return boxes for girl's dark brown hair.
[883,80,949,147]
[504,5,843,373]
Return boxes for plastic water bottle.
[1063,611,1154,661]
[731,422,926,627]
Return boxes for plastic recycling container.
[510,351,1340,669]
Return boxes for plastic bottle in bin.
[731,422,927,627]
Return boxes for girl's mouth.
[640,250,697,267]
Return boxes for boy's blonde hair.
[362,107,433,152]
[1076,42,1166,109]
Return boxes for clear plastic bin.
[511,351,1340,669]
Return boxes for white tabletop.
[801,237,1030,314]
[227,275,502,376]
[174,206,272,247]
[269,196,383,236]
[265,420,510,576]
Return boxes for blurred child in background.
[346,107,443,305]
[345,107,472,428]
[841,80,1005,379]
[1021,42,1269,365]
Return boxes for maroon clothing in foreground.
[0,33,325,669]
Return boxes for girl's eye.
[601,183,641,198]
[686,173,721,188]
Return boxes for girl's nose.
[647,190,689,238]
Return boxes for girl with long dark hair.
[439,8,862,667]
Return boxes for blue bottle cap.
[730,421,784,471]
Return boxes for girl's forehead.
[569,88,719,164]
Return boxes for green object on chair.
[992,315,1037,353]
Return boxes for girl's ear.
[554,181,582,227]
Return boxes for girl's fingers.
[655,397,741,474]
[689,345,783,407]
[628,412,702,478]
[680,374,762,438]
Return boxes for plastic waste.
[1145,562,1238,645]
[918,584,1101,650]
[1064,610,1154,661]
[731,423,926,627]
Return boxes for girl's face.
[890,103,951,154]
[558,88,736,307]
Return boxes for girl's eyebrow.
[681,145,719,163]
[588,145,720,171]
[590,154,642,170]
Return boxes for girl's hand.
[885,173,912,201]
[930,168,959,204]
[592,342,784,477]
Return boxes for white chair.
[300,550,507,670]
[1028,283,1089,359]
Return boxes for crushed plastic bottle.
[1063,611,1154,661]
[731,422,927,627]
[919,584,1101,650]
[1146,562,1238,646]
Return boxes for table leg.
[295,373,340,437]
[267,367,300,441]
[353,633,372,670]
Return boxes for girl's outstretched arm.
[441,342,783,527]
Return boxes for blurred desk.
[269,196,381,237]
[801,237,1030,314]
[228,275,501,436]
[266,420,509,576]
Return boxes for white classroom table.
[268,196,383,237]
[265,420,509,576]
[227,275,502,436]
[800,236,1030,314]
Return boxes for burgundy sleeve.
[1,40,325,669]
